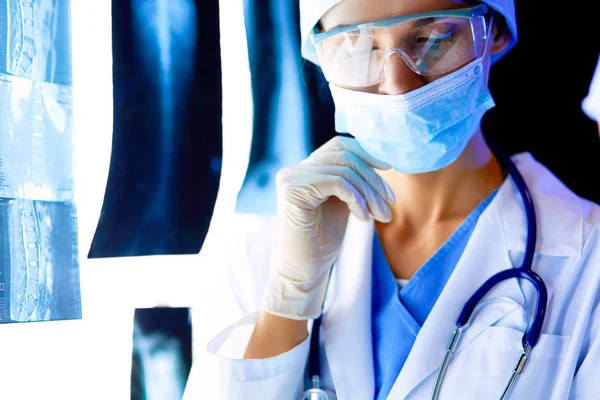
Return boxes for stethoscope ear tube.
[486,142,548,348]
[302,265,335,398]
[308,315,323,378]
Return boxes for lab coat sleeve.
[568,302,600,399]
[568,215,600,400]
[182,311,311,400]
[184,213,311,399]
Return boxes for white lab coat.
[183,152,600,400]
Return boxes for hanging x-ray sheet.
[131,307,192,400]
[88,0,222,257]
[0,0,81,323]
[235,0,335,215]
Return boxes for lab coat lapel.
[387,177,527,399]
[322,214,376,400]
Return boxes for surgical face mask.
[329,56,495,174]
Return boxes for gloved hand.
[260,136,397,320]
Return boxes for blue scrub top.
[371,189,498,400]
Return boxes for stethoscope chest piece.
[298,375,338,400]
[298,388,338,400]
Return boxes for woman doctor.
[182,0,600,399]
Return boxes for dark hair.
[491,10,510,42]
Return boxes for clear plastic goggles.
[311,4,489,88]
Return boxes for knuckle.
[331,135,347,151]
[307,152,323,163]
[344,154,360,171]
[275,167,294,187]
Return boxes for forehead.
[319,0,471,30]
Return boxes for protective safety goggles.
[310,4,490,88]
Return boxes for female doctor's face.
[318,0,489,95]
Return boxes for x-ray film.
[0,0,72,85]
[0,199,81,322]
[0,74,74,202]
[131,307,192,400]
[0,0,80,324]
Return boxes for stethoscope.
[298,147,548,400]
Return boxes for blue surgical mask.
[329,57,495,174]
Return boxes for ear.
[489,20,512,57]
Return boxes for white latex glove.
[260,136,397,320]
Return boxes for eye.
[415,22,456,40]
[340,32,380,53]
[413,29,458,53]
[419,28,454,40]
[416,35,454,51]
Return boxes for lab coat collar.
[321,152,585,399]
[497,152,583,257]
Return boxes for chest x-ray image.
[0,0,81,323]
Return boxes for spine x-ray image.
[0,0,81,323]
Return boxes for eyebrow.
[328,23,349,31]
[411,17,437,29]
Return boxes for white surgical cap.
[299,0,517,66]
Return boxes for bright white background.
[0,0,252,398]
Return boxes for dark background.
[482,0,600,203]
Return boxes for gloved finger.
[277,167,370,222]
[300,164,392,223]
[310,135,392,171]
[304,150,396,205]
[323,175,372,222]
